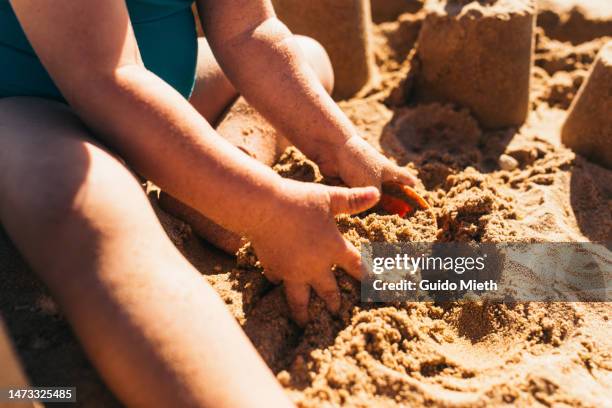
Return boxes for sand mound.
[279,302,589,408]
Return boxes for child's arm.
[10,0,377,331]
[199,0,416,189]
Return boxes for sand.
[0,1,611,407]
[228,2,612,405]
[561,41,612,168]
[537,0,612,44]
[236,145,609,406]
[371,0,424,23]
[411,0,535,128]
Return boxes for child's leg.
[0,97,292,408]
[191,35,334,129]
[163,35,333,253]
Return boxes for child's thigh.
[0,97,171,280]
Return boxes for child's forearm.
[70,65,284,238]
[206,14,358,167]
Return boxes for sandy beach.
[0,1,610,406]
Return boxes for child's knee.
[294,35,334,94]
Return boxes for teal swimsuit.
[0,0,197,101]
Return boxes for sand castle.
[561,41,612,169]
[412,0,535,128]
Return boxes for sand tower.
[561,41,612,169]
[412,0,536,128]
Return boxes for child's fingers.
[327,186,380,216]
[310,271,341,314]
[337,240,364,281]
[284,282,310,327]
[385,165,417,186]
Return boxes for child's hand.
[320,135,417,190]
[247,179,380,326]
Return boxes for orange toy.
[379,181,430,217]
